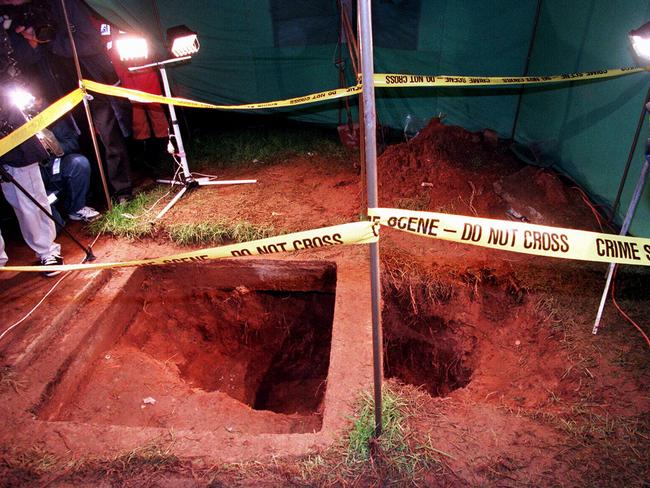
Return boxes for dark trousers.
[40,153,90,215]
[90,99,133,197]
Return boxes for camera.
[2,1,57,43]
[0,26,20,138]
[0,23,19,82]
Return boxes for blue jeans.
[40,153,91,215]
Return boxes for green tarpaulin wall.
[88,0,650,236]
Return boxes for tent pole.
[60,0,112,211]
[358,0,383,437]
[593,137,650,334]
[510,0,543,141]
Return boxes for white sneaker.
[69,206,100,222]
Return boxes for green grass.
[189,127,349,168]
[300,383,450,485]
[167,220,277,246]
[87,187,278,246]
[87,189,166,240]
[346,387,408,463]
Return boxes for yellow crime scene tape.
[0,221,377,273]
[374,66,649,88]
[82,79,362,110]
[1,66,644,158]
[369,208,650,267]
[0,88,85,158]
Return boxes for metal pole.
[159,67,192,181]
[356,6,367,216]
[510,0,543,140]
[60,0,112,211]
[358,0,383,437]
[608,85,650,223]
[593,142,650,334]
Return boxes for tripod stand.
[129,58,256,220]
[592,103,650,334]
[0,164,95,262]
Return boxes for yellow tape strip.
[374,67,648,87]
[0,221,377,273]
[82,79,362,110]
[369,208,650,267]
[0,89,85,158]
[2,66,643,159]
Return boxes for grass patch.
[300,382,451,486]
[104,435,179,475]
[87,188,167,240]
[382,249,454,315]
[87,187,280,246]
[189,127,349,168]
[167,220,277,246]
[346,386,407,463]
[0,434,181,487]
[0,365,27,393]
[393,195,430,212]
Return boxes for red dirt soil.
[0,119,648,486]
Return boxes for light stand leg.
[593,144,650,334]
[155,185,188,220]
[159,67,192,181]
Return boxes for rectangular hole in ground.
[39,261,336,434]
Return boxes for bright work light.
[10,87,35,111]
[167,25,200,57]
[115,36,149,61]
[629,21,650,61]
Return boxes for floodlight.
[167,25,200,57]
[595,20,650,334]
[629,21,650,61]
[115,36,149,61]
[10,87,35,111]
[127,23,252,220]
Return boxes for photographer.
[0,24,63,276]
[0,100,64,277]
[4,0,134,203]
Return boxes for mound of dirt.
[378,118,601,231]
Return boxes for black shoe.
[41,254,64,277]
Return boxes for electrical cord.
[142,161,182,215]
[564,172,647,348]
[0,230,104,343]
[570,185,605,232]
[611,266,650,349]
[191,171,220,180]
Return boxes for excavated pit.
[381,271,478,397]
[37,261,337,434]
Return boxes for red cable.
[611,266,650,349]
[571,186,605,231]
[566,177,648,349]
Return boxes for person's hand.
[15,25,38,48]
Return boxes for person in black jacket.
[9,1,134,203]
